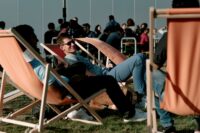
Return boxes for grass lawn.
[0,85,198,133]
[0,96,197,133]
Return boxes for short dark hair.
[13,24,39,52]
[172,0,200,8]
[127,18,135,26]
[82,23,90,29]
[48,23,55,29]
[58,18,63,24]
[109,15,115,20]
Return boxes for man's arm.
[153,32,167,67]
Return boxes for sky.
[0,0,171,42]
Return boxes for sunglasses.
[60,42,75,47]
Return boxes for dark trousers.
[71,75,134,115]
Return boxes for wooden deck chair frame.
[0,29,106,133]
[0,69,26,104]
[146,7,200,133]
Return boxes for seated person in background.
[13,24,147,123]
[138,28,149,53]
[57,35,147,109]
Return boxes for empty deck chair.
[0,29,105,132]
[146,7,200,132]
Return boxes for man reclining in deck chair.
[56,35,147,110]
[13,24,146,123]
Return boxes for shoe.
[123,108,147,123]
[162,126,176,133]
[66,108,93,121]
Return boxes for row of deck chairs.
[1,7,200,133]
[0,27,127,132]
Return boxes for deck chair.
[40,38,128,109]
[146,7,200,133]
[0,29,106,133]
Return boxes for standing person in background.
[106,24,123,51]
[56,18,64,31]
[138,28,149,52]
[127,18,136,32]
[57,21,70,38]
[44,22,59,64]
[82,23,96,38]
[105,15,120,33]
[0,21,6,29]
[94,24,102,38]
[121,23,127,36]
[44,22,59,43]
[68,19,84,38]
[82,23,97,57]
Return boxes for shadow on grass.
[96,108,120,118]
[176,129,194,133]
[45,126,69,133]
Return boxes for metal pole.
[17,0,19,25]
[133,0,135,21]
[112,0,114,15]
[63,0,67,22]
[154,0,157,26]
[42,0,44,43]
[89,0,92,25]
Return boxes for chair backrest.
[0,30,76,105]
[149,8,200,115]
[42,38,127,66]
[161,9,200,115]
[76,38,127,65]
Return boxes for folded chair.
[40,38,127,109]
[146,7,200,133]
[0,29,106,133]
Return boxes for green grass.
[0,98,197,133]
[0,113,197,133]
[0,85,197,133]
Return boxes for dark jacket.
[153,32,167,67]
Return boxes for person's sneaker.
[65,108,93,121]
[162,126,176,133]
[123,108,147,123]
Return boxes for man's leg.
[152,69,175,131]
[72,75,133,114]
[194,117,200,133]
[71,75,146,122]
[106,53,146,95]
